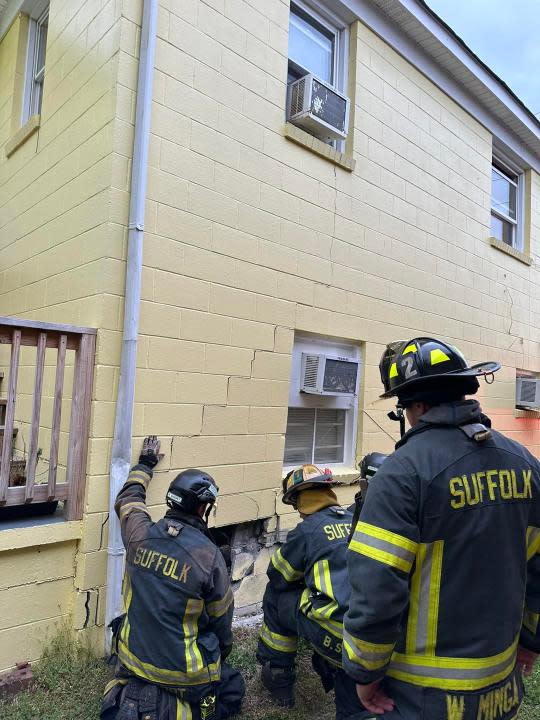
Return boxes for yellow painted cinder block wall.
[0,0,125,670]
[113,0,540,532]
[0,0,539,665]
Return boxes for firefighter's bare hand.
[356,681,394,714]
[517,645,538,676]
[139,435,164,469]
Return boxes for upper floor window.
[285,2,350,144]
[490,158,522,250]
[288,4,336,85]
[22,4,49,123]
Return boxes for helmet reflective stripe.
[430,348,451,365]
[402,344,417,355]
[207,484,218,498]
[167,492,183,505]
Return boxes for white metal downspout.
[105,0,158,651]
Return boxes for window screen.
[284,407,345,465]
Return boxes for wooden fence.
[0,317,96,521]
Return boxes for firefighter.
[101,436,245,720]
[348,452,389,536]
[343,337,540,719]
[256,464,373,720]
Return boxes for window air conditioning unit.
[287,74,350,141]
[516,377,540,410]
[300,353,358,396]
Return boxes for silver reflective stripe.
[343,629,392,664]
[415,544,434,653]
[352,530,416,565]
[391,655,515,681]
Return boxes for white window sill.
[514,408,540,419]
[5,114,41,158]
[283,123,355,172]
[488,237,532,266]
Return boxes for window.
[284,408,346,465]
[284,334,360,470]
[22,5,49,123]
[490,158,522,250]
[286,1,349,146]
[288,5,336,85]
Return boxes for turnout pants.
[256,586,372,720]
[100,663,245,720]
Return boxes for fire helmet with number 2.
[379,337,500,405]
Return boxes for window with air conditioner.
[286,1,349,142]
[22,1,49,124]
[490,156,524,251]
[283,334,360,470]
[516,370,540,411]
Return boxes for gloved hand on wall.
[138,435,164,469]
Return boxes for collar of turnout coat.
[164,508,210,535]
[396,399,490,449]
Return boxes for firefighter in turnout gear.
[348,453,389,540]
[101,436,245,720]
[343,337,540,719]
[257,464,373,720]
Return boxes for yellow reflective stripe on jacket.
[207,587,233,618]
[343,629,394,671]
[313,560,338,619]
[183,599,204,675]
[127,469,151,487]
[271,547,303,583]
[406,541,444,656]
[523,607,540,635]
[388,637,519,691]
[176,699,193,720]
[119,501,149,521]
[349,522,417,574]
[118,638,221,686]
[121,573,133,645]
[526,526,540,561]
[259,622,298,653]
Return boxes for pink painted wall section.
[488,409,540,458]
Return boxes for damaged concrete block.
[231,552,255,581]
[233,573,267,611]
[253,547,272,575]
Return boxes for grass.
[0,624,538,720]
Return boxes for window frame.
[490,153,524,252]
[21,2,49,124]
[288,0,349,96]
[283,333,360,474]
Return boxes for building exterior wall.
[0,0,539,668]
[0,0,125,670]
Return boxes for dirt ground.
[0,624,538,719]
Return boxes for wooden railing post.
[25,332,47,502]
[64,333,95,521]
[47,334,67,501]
[0,330,21,504]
